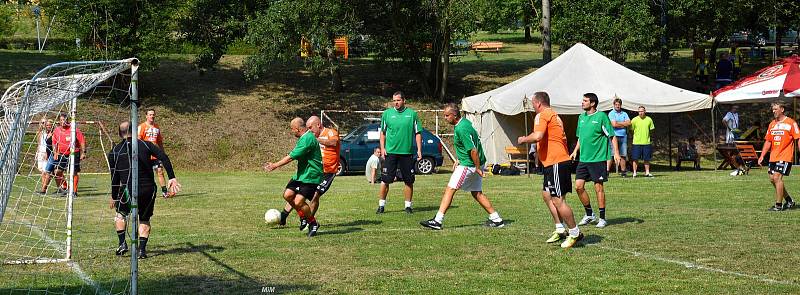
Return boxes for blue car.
[338,123,444,175]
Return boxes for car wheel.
[416,157,434,174]
[336,159,346,176]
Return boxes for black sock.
[116,230,126,245]
[599,208,606,219]
[139,237,148,252]
[161,186,167,193]
[776,202,783,208]
[584,205,593,216]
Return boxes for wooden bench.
[471,41,504,53]
[716,143,759,173]
[505,146,529,173]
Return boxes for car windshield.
[341,125,368,142]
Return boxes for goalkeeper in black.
[109,121,182,259]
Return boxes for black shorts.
[381,154,415,185]
[285,180,317,200]
[316,173,336,196]
[542,160,573,197]
[575,161,609,183]
[768,161,792,176]
[115,184,156,222]
[50,155,81,173]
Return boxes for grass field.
[3,168,800,294]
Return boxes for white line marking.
[25,222,110,294]
[591,244,798,286]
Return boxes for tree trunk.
[523,1,531,43]
[776,27,785,58]
[541,0,551,63]
[437,26,450,100]
[709,33,723,70]
[326,38,343,92]
[659,0,669,67]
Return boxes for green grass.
[3,169,800,294]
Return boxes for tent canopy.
[461,43,712,164]
[462,43,712,115]
[713,55,800,104]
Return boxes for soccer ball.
[264,209,281,224]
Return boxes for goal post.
[0,58,141,295]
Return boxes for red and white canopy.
[713,55,800,103]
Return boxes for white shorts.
[448,165,483,192]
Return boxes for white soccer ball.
[264,209,281,224]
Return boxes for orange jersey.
[765,117,800,162]
[138,122,163,161]
[319,127,341,173]
[533,108,571,167]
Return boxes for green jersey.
[381,107,421,155]
[453,118,485,167]
[576,111,614,163]
[631,116,655,145]
[288,130,323,184]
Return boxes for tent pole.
[669,115,673,168]
[711,99,717,169]
[525,105,530,178]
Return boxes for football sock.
[139,237,148,252]
[584,205,593,216]
[599,208,606,219]
[489,212,502,222]
[116,230,126,245]
[378,199,386,207]
[404,201,412,208]
[161,186,167,193]
[297,210,306,219]
[555,223,566,233]
[776,202,783,208]
[71,175,79,192]
[281,209,290,215]
[434,211,445,223]
[308,216,317,224]
[568,227,580,238]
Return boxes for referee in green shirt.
[570,93,621,229]
[377,91,422,214]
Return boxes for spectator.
[716,52,734,90]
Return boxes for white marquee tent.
[462,43,712,164]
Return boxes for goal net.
[0,59,139,294]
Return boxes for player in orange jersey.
[280,116,340,228]
[758,102,798,211]
[138,109,171,198]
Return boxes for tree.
[541,0,551,62]
[353,0,478,100]
[0,3,15,38]
[44,0,179,67]
[179,0,267,70]
[244,0,355,92]
[551,0,661,62]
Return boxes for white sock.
[405,201,412,208]
[555,223,566,233]
[568,226,580,238]
[379,199,386,207]
[489,212,502,222]
[434,211,445,223]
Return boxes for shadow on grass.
[138,275,319,295]
[331,219,382,227]
[577,234,603,247]
[149,242,224,257]
[317,227,364,236]
[605,217,644,226]
[445,218,514,229]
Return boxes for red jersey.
[52,125,85,156]
[765,117,800,162]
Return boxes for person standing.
[723,105,740,144]
[34,118,53,194]
[46,113,86,196]
[138,109,171,198]
[366,147,382,183]
[757,103,798,211]
[630,106,655,178]
[607,98,630,177]
[518,91,583,248]
[715,52,734,90]
[420,104,505,230]
[570,93,621,229]
[376,91,422,214]
[108,121,181,259]
[265,118,323,237]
